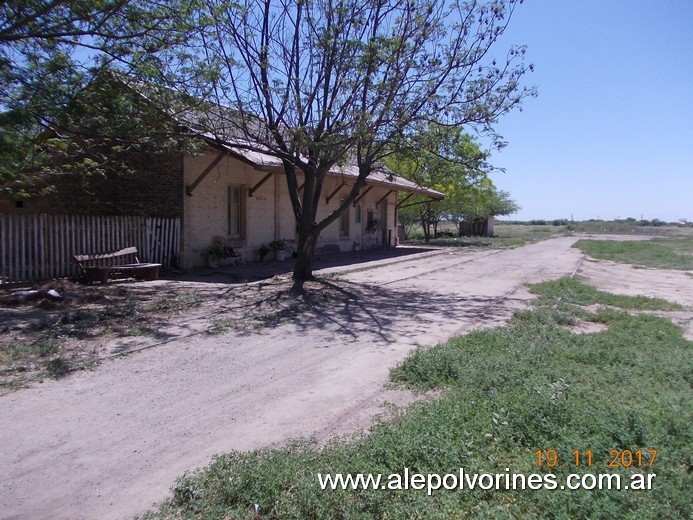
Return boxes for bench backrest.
[73,246,140,266]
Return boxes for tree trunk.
[291,164,319,288]
[292,228,317,287]
[286,161,370,287]
[421,216,431,243]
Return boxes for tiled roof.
[202,135,445,200]
[129,79,444,199]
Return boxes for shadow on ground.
[209,276,515,347]
[159,246,438,284]
[2,245,514,388]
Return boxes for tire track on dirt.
[373,248,506,286]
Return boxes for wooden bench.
[73,246,162,284]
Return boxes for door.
[380,199,388,247]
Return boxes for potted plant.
[204,243,227,268]
[204,244,227,268]
[204,236,233,268]
[366,217,379,234]
[256,243,270,262]
[269,239,288,261]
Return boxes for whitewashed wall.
[183,151,399,267]
[183,152,277,267]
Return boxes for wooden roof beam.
[352,186,373,207]
[396,192,414,208]
[397,196,440,210]
[375,190,394,206]
[248,172,274,196]
[186,152,225,196]
[325,181,347,204]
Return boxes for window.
[228,186,246,239]
[355,204,362,224]
[340,198,350,236]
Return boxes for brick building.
[3,138,443,268]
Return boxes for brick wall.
[2,152,185,218]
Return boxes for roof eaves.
[201,135,445,200]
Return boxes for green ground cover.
[405,222,693,251]
[143,278,691,519]
[573,237,693,271]
[406,224,558,249]
[500,221,693,238]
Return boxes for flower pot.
[207,257,219,269]
[276,250,286,262]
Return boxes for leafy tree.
[448,182,519,236]
[396,202,421,241]
[185,0,534,285]
[0,0,201,196]
[386,126,492,242]
[389,125,519,240]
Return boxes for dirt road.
[0,237,612,519]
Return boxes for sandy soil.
[578,256,693,307]
[577,255,693,339]
[1,236,690,520]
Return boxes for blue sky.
[485,0,692,222]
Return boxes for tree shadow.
[213,275,518,346]
[158,247,439,286]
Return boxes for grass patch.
[499,221,693,238]
[142,279,691,519]
[574,238,693,271]
[45,357,73,378]
[0,339,76,380]
[405,226,554,249]
[428,236,532,249]
[494,223,563,241]
[0,338,58,364]
[147,293,205,313]
[115,325,160,338]
[527,276,685,311]
[207,317,244,335]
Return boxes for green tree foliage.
[388,125,519,241]
[187,0,535,282]
[386,125,493,241]
[386,125,519,241]
[448,182,519,236]
[446,179,519,221]
[0,0,201,196]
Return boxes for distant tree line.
[500,218,690,227]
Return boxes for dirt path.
[0,237,608,519]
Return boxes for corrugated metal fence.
[0,214,180,285]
